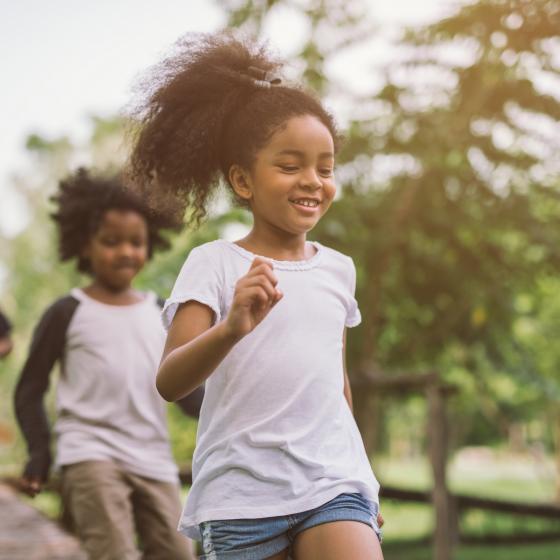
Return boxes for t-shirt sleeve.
[14,295,79,482]
[162,246,223,330]
[345,257,362,328]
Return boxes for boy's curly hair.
[51,168,178,273]
[127,31,340,226]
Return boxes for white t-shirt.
[163,240,380,539]
[54,288,179,483]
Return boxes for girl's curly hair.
[51,168,178,273]
[127,31,340,226]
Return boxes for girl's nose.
[300,170,322,190]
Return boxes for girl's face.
[82,209,149,291]
[233,114,336,238]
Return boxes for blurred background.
[1,1,559,559]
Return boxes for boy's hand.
[377,512,384,528]
[19,476,43,497]
[225,258,283,340]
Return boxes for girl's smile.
[232,114,336,244]
[289,197,322,213]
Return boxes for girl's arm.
[157,258,282,402]
[342,328,353,412]
[157,302,238,401]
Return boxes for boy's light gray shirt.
[55,288,178,483]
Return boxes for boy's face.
[82,209,149,291]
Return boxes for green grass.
[19,490,62,519]
[378,501,433,541]
[383,541,560,560]
[374,454,556,503]
[375,454,560,543]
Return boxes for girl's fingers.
[247,259,278,285]
[241,286,270,309]
[232,258,282,320]
[239,275,277,300]
[249,257,270,270]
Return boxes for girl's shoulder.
[182,239,241,273]
[314,243,356,269]
[190,239,230,257]
[312,243,358,291]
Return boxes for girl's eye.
[279,165,299,173]
[319,168,334,177]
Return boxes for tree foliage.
[221,0,560,449]
[2,0,560,465]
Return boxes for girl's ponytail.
[128,32,338,226]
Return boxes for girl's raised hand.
[225,258,283,340]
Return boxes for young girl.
[129,33,383,560]
[14,169,201,560]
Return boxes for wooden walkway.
[0,483,86,560]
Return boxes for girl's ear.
[229,165,253,201]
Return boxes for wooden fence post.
[427,383,455,560]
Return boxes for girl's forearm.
[156,321,239,402]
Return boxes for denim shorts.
[199,492,382,560]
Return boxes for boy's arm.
[0,335,12,358]
[175,385,205,418]
[0,310,13,358]
[14,296,79,490]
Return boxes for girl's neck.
[82,281,144,306]
[236,227,314,262]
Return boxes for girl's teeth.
[294,200,318,207]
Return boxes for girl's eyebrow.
[275,149,334,158]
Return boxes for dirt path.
[0,483,85,560]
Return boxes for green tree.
[221,0,560,454]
